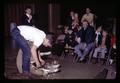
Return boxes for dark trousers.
[10,23,30,72]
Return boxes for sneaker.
[51,60,61,68]
[46,63,60,69]
[79,57,84,61]
[109,59,113,65]
[41,68,59,74]
[20,72,33,79]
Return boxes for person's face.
[97,26,102,32]
[43,38,52,47]
[86,8,90,14]
[74,13,78,18]
[70,11,74,16]
[25,8,31,15]
[82,21,88,28]
[102,31,107,37]
[64,26,69,33]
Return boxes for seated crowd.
[52,8,116,65]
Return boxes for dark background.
[60,2,117,24]
[0,0,118,79]
[3,0,117,37]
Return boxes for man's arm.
[31,45,44,67]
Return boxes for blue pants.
[74,42,95,59]
[10,23,30,72]
[93,47,107,58]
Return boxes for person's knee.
[95,48,99,51]
[85,47,90,52]
[75,48,80,52]
[75,44,80,49]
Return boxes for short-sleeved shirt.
[17,25,46,47]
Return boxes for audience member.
[95,25,102,47]
[21,7,34,26]
[72,13,80,33]
[74,20,95,61]
[67,11,75,29]
[81,8,96,27]
[64,29,76,48]
[92,29,110,60]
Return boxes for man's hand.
[38,51,45,66]
[28,15,32,23]
[76,37,81,44]
[40,59,45,66]
[29,15,32,20]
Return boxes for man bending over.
[10,23,51,76]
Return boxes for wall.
[4,3,35,37]
[48,4,60,35]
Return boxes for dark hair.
[102,28,108,34]
[86,7,91,11]
[102,24,111,34]
[82,20,90,26]
[96,25,102,30]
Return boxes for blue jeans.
[10,23,30,72]
[74,42,95,59]
[92,47,107,58]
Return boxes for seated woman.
[92,29,110,63]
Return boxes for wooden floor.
[4,38,116,79]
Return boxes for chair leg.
[88,49,94,64]
[76,56,81,62]
[60,51,65,59]
[92,58,98,64]
[73,53,78,62]
[60,50,67,59]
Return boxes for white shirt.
[17,25,46,47]
[95,31,101,44]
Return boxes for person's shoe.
[45,63,60,69]
[109,59,113,65]
[41,68,59,74]
[20,72,33,79]
[51,64,60,68]
[79,57,84,61]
